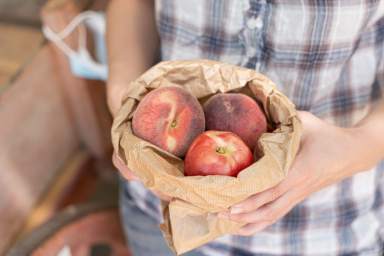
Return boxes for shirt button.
[247,17,263,29]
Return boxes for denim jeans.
[119,181,205,256]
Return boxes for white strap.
[42,11,99,57]
[57,246,71,256]
[42,25,76,56]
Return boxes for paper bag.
[111,60,302,254]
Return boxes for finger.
[112,153,138,181]
[234,221,271,236]
[229,184,288,215]
[152,189,173,201]
[234,188,304,236]
[229,149,308,216]
[229,189,297,224]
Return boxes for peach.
[204,93,267,150]
[184,131,253,177]
[132,86,205,157]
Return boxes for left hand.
[218,111,369,236]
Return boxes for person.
[106,0,384,255]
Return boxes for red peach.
[204,93,267,150]
[132,86,205,157]
[184,131,253,177]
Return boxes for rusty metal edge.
[6,200,118,256]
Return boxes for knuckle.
[270,187,282,200]
[241,202,254,212]
[239,213,254,223]
[263,209,277,222]
[235,198,254,212]
[230,213,247,222]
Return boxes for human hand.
[218,111,372,235]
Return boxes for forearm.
[348,98,384,172]
[106,0,159,115]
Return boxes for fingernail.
[230,206,243,214]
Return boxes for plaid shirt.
[123,1,384,255]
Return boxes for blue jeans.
[119,181,205,256]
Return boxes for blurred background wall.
[0,1,126,255]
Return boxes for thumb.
[112,152,138,181]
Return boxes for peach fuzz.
[204,93,267,150]
[132,86,205,157]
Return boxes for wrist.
[107,82,129,117]
[343,125,383,173]
[107,64,149,116]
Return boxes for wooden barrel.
[7,201,131,256]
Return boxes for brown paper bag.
[111,60,302,255]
